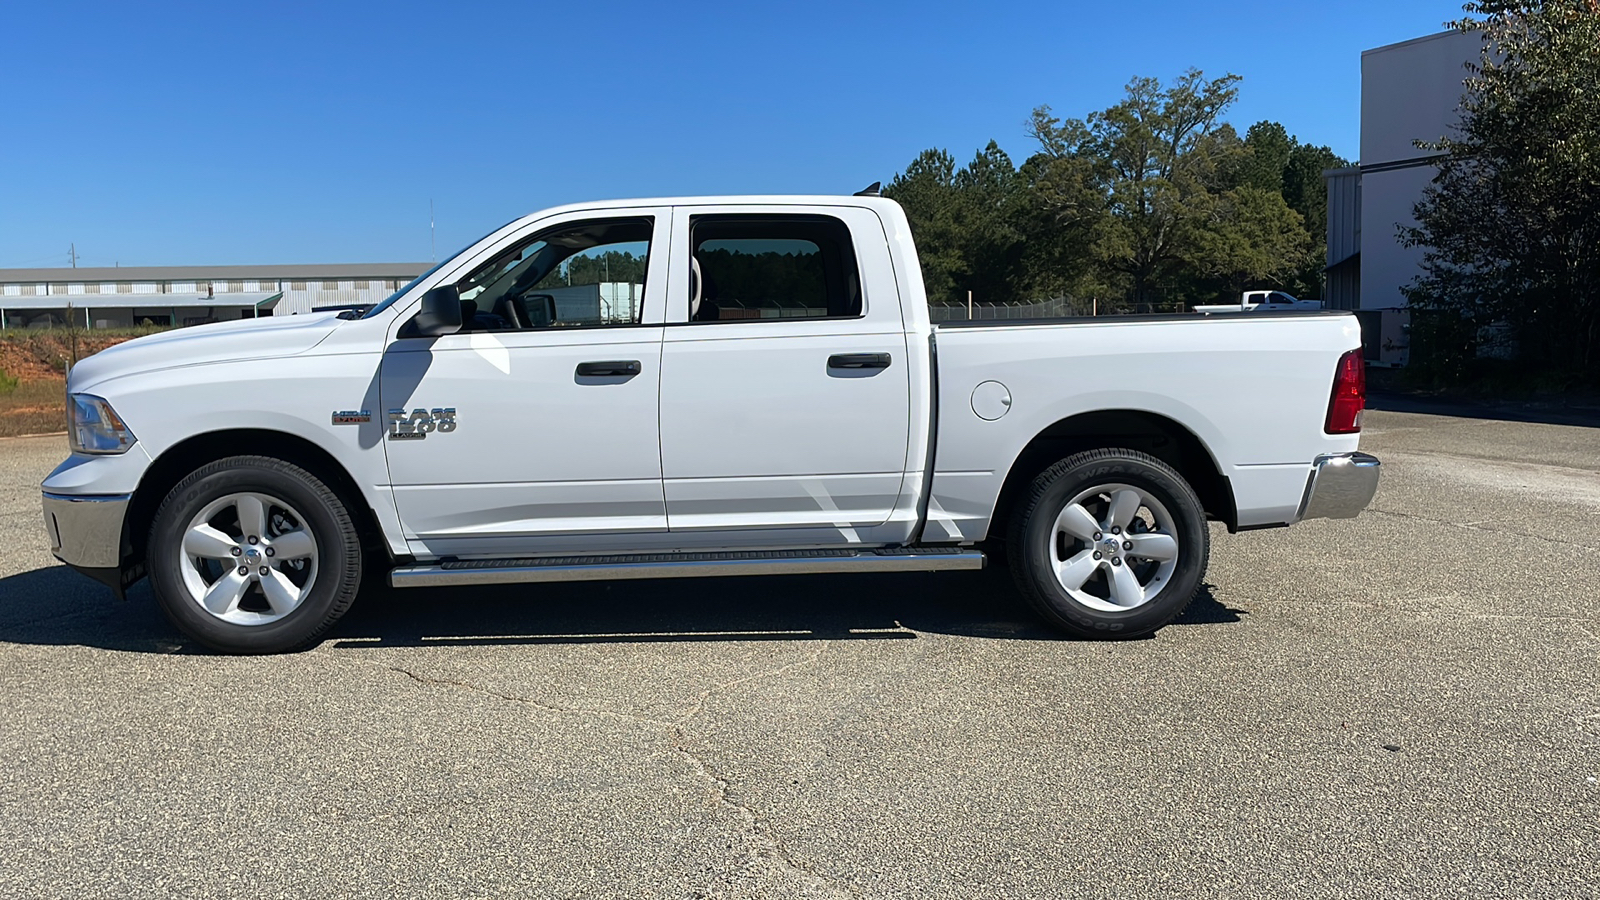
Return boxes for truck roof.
[523,194,904,218]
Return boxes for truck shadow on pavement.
[0,563,1243,654]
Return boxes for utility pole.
[69,243,78,268]
[967,290,973,320]
[66,296,79,371]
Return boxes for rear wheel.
[1008,449,1208,639]
[147,456,363,653]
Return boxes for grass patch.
[0,329,167,437]
[0,376,67,437]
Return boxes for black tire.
[1007,448,1208,639]
[147,456,363,654]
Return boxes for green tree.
[1190,185,1310,295]
[884,149,965,304]
[1237,121,1293,193]
[1029,70,1249,305]
[1235,121,1347,297]
[886,143,1034,305]
[1402,0,1600,377]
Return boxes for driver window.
[453,217,651,332]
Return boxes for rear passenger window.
[687,215,862,322]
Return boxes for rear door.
[381,208,670,559]
[657,205,913,543]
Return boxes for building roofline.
[0,291,283,310]
[0,263,432,282]
[1361,29,1473,57]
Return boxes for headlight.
[68,394,137,455]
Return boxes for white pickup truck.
[42,195,1380,653]
[1194,290,1325,314]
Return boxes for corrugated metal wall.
[0,276,409,315]
[1325,168,1361,268]
[1324,167,1362,310]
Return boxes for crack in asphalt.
[675,645,829,725]
[386,666,674,728]
[672,729,856,899]
[386,647,849,897]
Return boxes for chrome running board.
[389,547,985,589]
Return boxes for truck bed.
[924,310,1365,541]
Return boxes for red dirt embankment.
[1,329,155,437]
[0,330,144,380]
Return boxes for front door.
[381,209,670,559]
[657,207,913,544]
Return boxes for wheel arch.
[127,429,392,568]
[989,409,1236,540]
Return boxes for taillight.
[1325,349,1366,434]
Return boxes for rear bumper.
[1296,453,1381,521]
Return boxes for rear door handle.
[827,353,892,370]
[576,360,641,377]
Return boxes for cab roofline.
[518,194,902,220]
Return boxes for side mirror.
[403,286,463,337]
[526,293,557,328]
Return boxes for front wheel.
[1007,449,1209,639]
[147,456,364,654]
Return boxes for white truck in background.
[1195,290,1324,314]
[42,194,1380,654]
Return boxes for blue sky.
[2,0,1467,268]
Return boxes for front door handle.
[827,352,892,370]
[576,360,641,377]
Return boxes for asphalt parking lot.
[1,405,1596,899]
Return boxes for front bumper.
[42,491,135,595]
[1296,452,1382,521]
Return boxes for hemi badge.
[332,410,371,424]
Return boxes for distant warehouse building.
[0,262,430,329]
[1323,29,1481,364]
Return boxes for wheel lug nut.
[265,547,275,557]
[1111,526,1121,535]
[258,566,269,576]
[247,535,259,545]
[231,547,241,556]
[1124,541,1133,551]
[237,566,248,576]
[1093,531,1102,541]
[1112,557,1122,566]
[1093,551,1103,560]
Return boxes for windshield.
[361,251,466,319]
[362,215,524,319]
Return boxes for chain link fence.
[928,298,1188,322]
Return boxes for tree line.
[885,70,1347,312]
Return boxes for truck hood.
[68,313,343,393]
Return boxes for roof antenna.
[854,181,882,197]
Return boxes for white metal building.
[0,262,431,328]
[1324,30,1482,313]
